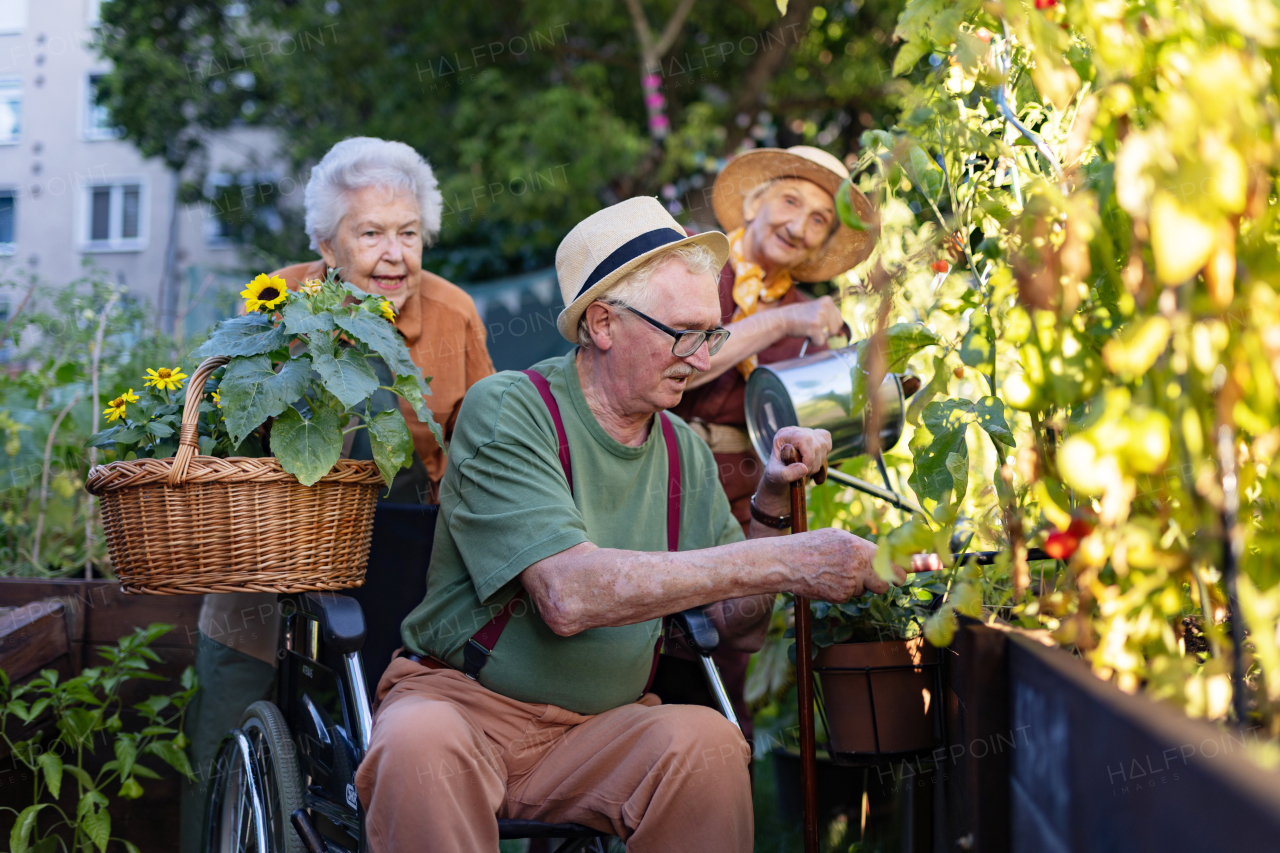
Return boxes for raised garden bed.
[0,579,201,852]
[933,618,1280,852]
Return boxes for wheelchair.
[203,503,739,853]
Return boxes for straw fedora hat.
[555,197,730,343]
[712,145,878,282]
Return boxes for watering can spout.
[743,342,909,465]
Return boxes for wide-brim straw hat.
[555,197,730,342]
[712,145,879,282]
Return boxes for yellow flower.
[241,273,289,313]
[144,367,188,392]
[211,390,221,408]
[103,389,139,422]
[378,299,396,323]
[300,278,324,296]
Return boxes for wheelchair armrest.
[301,592,366,655]
[669,607,719,656]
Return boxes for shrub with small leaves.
[0,624,197,853]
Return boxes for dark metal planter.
[936,617,1280,853]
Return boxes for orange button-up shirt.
[271,260,495,484]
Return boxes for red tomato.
[1035,0,1057,8]
[1066,517,1095,539]
[975,27,994,43]
[1043,530,1080,560]
[932,260,950,273]
[1044,518,1094,560]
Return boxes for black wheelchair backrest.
[341,502,439,695]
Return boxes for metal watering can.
[744,342,907,464]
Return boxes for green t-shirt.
[400,352,744,715]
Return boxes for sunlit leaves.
[1150,192,1218,285]
[909,397,1011,505]
[905,145,945,202]
[835,178,869,231]
[1102,316,1171,381]
[849,323,941,413]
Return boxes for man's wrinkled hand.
[752,426,831,516]
[766,426,830,484]
[787,528,907,602]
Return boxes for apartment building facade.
[0,0,278,333]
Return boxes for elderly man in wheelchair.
[206,197,917,853]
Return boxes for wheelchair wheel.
[240,701,307,853]
[204,701,306,853]
[205,730,268,853]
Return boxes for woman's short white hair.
[577,242,721,347]
[304,137,443,251]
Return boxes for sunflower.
[300,278,324,296]
[241,274,289,312]
[104,389,139,422]
[144,367,188,392]
[377,299,396,323]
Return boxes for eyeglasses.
[613,302,731,358]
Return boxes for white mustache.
[664,365,696,378]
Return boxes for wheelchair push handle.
[668,607,720,656]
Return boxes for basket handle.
[168,356,231,487]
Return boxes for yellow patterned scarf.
[729,227,794,379]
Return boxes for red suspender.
[462,369,681,687]
[660,412,681,552]
[521,369,573,495]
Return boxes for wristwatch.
[750,494,792,529]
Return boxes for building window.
[83,74,121,141]
[84,182,146,251]
[0,77,20,144]
[0,0,26,35]
[0,191,14,254]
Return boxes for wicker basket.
[86,356,385,595]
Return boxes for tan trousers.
[355,658,754,852]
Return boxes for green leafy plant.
[0,624,198,853]
[769,0,1280,748]
[83,369,191,462]
[0,270,184,577]
[86,270,442,488]
[810,572,950,646]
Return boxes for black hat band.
[574,227,686,302]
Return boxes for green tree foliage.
[95,0,910,279]
[94,2,269,173]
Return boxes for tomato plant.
[802,0,1280,741]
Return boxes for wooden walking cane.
[781,444,825,853]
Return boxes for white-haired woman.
[271,137,494,496]
[181,139,493,853]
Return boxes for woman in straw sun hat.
[671,145,877,741]
[673,145,878,526]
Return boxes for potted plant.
[807,568,955,756]
[83,271,441,595]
